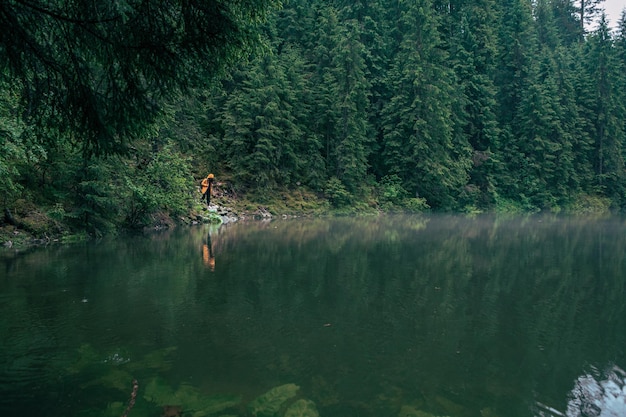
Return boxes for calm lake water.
[1,214,626,417]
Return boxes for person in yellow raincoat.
[201,173,214,204]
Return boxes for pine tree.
[381,0,471,209]
[337,0,391,181]
[281,44,326,189]
[576,0,607,34]
[445,0,501,208]
[505,0,582,209]
[551,0,584,44]
[493,0,536,206]
[583,15,626,204]
[327,20,373,193]
[220,51,304,189]
[309,4,342,182]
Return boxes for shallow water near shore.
[1,214,625,417]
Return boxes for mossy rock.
[247,383,300,417]
[432,396,463,415]
[480,407,499,417]
[398,405,449,417]
[284,399,319,417]
[82,368,134,391]
[144,377,241,416]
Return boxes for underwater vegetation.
[68,345,323,417]
[66,344,497,417]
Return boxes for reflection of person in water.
[202,231,216,271]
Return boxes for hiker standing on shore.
[201,174,214,205]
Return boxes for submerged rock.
[247,383,300,417]
[566,364,626,417]
[162,405,182,417]
[398,405,449,417]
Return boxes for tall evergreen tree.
[513,54,573,208]
[337,0,391,181]
[494,0,534,127]
[493,0,536,205]
[583,15,626,204]
[219,51,304,189]
[505,0,580,209]
[576,0,606,34]
[445,0,501,208]
[381,0,471,209]
[309,4,342,181]
[551,0,584,44]
[327,19,373,193]
[281,44,326,189]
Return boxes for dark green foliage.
[4,0,626,231]
[219,50,306,189]
[377,173,429,212]
[380,0,471,210]
[445,0,501,207]
[124,143,194,227]
[582,16,626,205]
[504,3,581,210]
[0,0,280,155]
[550,0,583,45]
[69,161,122,236]
[0,81,29,206]
[324,176,353,208]
[378,175,408,208]
[575,0,607,34]
[325,19,372,193]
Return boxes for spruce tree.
[220,50,303,189]
[327,19,373,193]
[583,15,626,205]
[381,0,471,209]
[506,0,582,209]
[576,0,607,34]
[445,0,501,208]
[551,0,584,44]
[493,0,536,206]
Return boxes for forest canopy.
[198,0,626,213]
[1,0,626,237]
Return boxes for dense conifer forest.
[1,0,626,238]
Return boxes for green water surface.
[1,214,625,417]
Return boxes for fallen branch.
[121,379,139,417]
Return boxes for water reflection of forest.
[199,215,626,415]
[2,214,626,417]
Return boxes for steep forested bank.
[1,0,626,241]
[201,0,626,214]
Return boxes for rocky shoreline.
[190,204,274,225]
[1,202,283,250]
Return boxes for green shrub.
[566,194,612,215]
[324,177,352,208]
[378,174,408,206]
[403,197,430,213]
